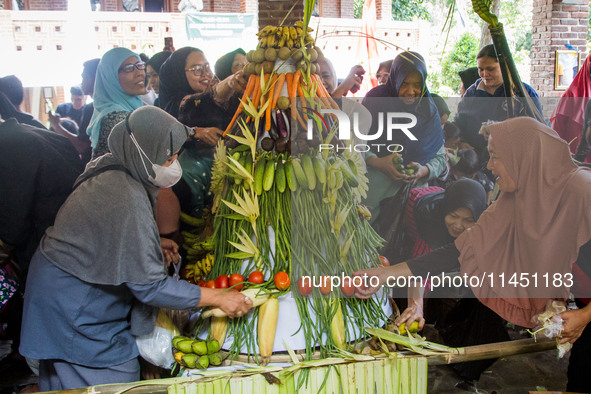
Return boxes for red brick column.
[531,0,588,100]
[258,0,303,29]
[375,0,390,20]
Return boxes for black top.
[406,242,461,277]
[0,119,84,277]
[56,102,84,126]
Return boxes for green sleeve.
[424,145,447,180]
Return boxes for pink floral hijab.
[456,117,591,327]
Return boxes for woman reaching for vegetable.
[20,106,252,390]
[397,178,487,332]
[354,116,591,391]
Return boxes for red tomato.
[297,277,312,296]
[205,280,216,289]
[197,280,207,287]
[274,271,290,290]
[215,275,229,289]
[379,255,390,267]
[229,273,245,291]
[341,276,355,297]
[248,270,265,284]
[319,275,332,295]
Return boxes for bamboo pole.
[427,337,557,366]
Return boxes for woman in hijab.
[454,44,543,162]
[146,51,172,105]
[157,47,246,239]
[551,53,591,162]
[354,117,591,390]
[214,48,246,82]
[458,66,479,97]
[19,106,252,390]
[397,179,488,348]
[87,47,146,159]
[361,51,446,225]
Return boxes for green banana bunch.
[471,0,498,26]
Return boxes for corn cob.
[331,299,347,350]
[258,296,279,365]
[210,316,228,345]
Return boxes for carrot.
[265,74,279,131]
[246,75,262,123]
[223,74,257,136]
[315,74,340,110]
[311,74,331,108]
[291,70,302,99]
[296,83,309,122]
[271,73,286,109]
[286,72,293,97]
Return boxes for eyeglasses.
[119,61,146,73]
[185,64,212,76]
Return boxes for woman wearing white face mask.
[19,106,253,390]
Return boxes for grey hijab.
[43,106,190,287]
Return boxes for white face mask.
[149,159,182,188]
[128,128,183,188]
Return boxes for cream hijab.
[456,117,591,328]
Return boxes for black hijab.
[147,51,172,75]
[158,47,203,118]
[362,51,443,164]
[415,178,487,249]
[214,48,245,81]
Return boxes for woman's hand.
[352,267,389,299]
[559,304,591,344]
[160,237,179,268]
[332,65,365,97]
[366,155,412,182]
[395,298,425,330]
[192,127,223,146]
[199,288,253,319]
[227,70,248,94]
[406,162,429,183]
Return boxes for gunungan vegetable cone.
[258,296,279,365]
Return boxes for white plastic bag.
[136,309,180,369]
[530,299,574,358]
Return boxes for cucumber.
[301,154,316,191]
[285,159,296,191]
[254,157,267,195]
[275,160,286,193]
[292,158,308,189]
[313,157,327,184]
[341,159,359,187]
[243,154,253,190]
[263,158,275,192]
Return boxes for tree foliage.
[353,0,429,21]
[430,32,479,94]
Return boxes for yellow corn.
[210,316,228,345]
[201,288,273,319]
[257,296,279,365]
[330,299,347,350]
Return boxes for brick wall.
[531,0,588,109]
[258,0,303,29]
[28,0,66,10]
[104,0,119,11]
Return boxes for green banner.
[185,13,257,40]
